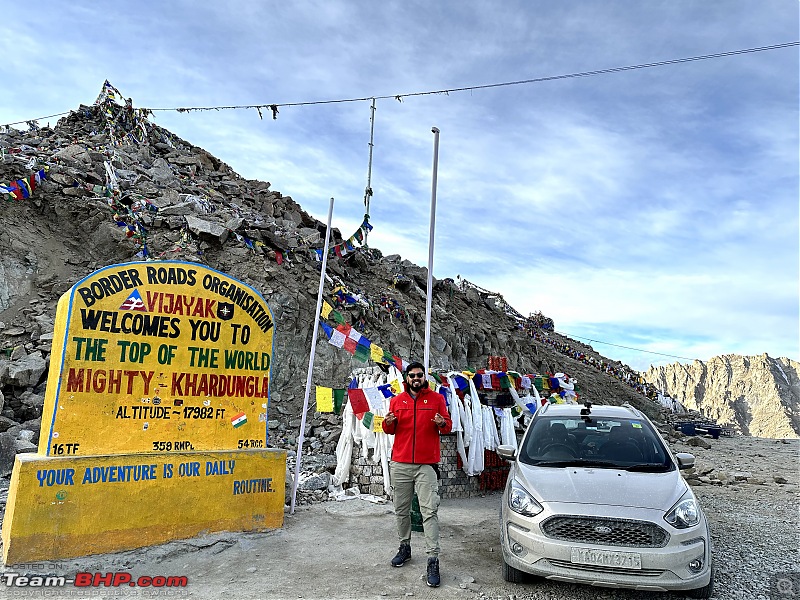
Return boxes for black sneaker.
[391,543,411,567]
[426,556,440,587]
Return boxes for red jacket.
[382,382,452,464]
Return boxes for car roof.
[537,403,645,419]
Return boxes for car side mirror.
[497,445,516,461]
[675,452,695,470]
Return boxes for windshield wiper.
[625,463,671,472]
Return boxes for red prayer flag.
[343,337,357,354]
[348,388,369,414]
[8,182,22,200]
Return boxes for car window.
[518,415,673,470]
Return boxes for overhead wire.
[2,41,797,127]
[555,331,699,361]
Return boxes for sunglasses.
[407,372,425,379]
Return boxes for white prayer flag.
[329,330,346,348]
[364,387,385,412]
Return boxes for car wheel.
[502,558,527,583]
[686,563,715,599]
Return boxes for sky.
[1,1,797,372]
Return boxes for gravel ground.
[0,437,797,600]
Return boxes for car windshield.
[518,415,673,471]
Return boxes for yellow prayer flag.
[390,379,402,396]
[370,344,386,363]
[321,301,334,319]
[316,386,333,412]
[372,415,384,433]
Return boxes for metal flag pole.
[364,98,376,247]
[290,196,335,514]
[424,127,441,375]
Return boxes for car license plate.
[570,547,642,570]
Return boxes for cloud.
[1,0,796,372]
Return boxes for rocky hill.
[644,354,800,438]
[0,85,787,477]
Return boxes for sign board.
[2,449,286,564]
[39,261,275,456]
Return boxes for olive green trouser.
[390,461,440,556]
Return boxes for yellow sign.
[39,261,274,456]
[2,449,286,564]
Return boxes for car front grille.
[541,516,669,548]
[547,559,665,577]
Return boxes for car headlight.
[508,478,543,517]
[664,493,700,528]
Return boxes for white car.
[498,402,714,598]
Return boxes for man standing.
[382,361,452,587]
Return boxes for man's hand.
[432,413,445,427]
[384,412,397,425]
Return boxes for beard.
[408,378,424,393]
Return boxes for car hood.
[516,463,687,510]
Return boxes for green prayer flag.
[533,376,544,392]
[333,389,346,415]
[362,411,374,430]
[500,375,511,389]
[354,344,370,362]
[332,310,345,324]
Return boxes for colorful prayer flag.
[372,415,384,433]
[354,344,370,362]
[362,412,374,430]
[316,386,333,413]
[321,301,334,319]
[329,329,346,348]
[370,344,385,363]
[364,387,384,412]
[333,388,346,414]
[348,388,370,414]
[319,321,333,339]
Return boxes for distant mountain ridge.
[644,354,800,438]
